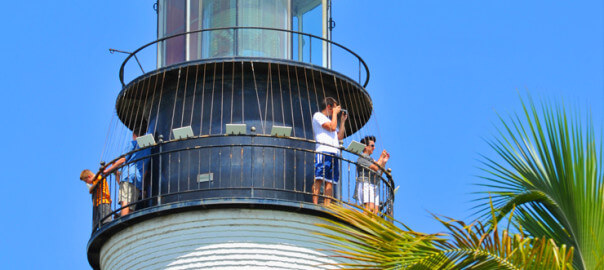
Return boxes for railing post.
[337,155,342,200]
[250,130,255,198]
[158,135,163,206]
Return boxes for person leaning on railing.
[80,169,112,226]
[103,129,150,216]
[354,135,389,214]
[312,97,348,206]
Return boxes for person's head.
[131,119,148,139]
[80,169,95,184]
[320,97,338,114]
[132,127,145,139]
[360,135,377,155]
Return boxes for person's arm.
[368,161,381,172]
[362,150,389,173]
[88,177,100,193]
[321,105,342,132]
[354,152,375,172]
[380,150,390,167]
[104,157,126,175]
[372,150,390,173]
[337,113,348,140]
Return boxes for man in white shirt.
[312,97,347,205]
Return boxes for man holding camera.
[312,97,347,205]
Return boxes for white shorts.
[118,182,139,210]
[356,182,379,205]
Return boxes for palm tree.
[316,204,574,269]
[478,98,604,269]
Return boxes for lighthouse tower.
[86,1,394,269]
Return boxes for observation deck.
[87,1,393,268]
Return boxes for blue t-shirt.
[121,140,150,189]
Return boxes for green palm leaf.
[477,97,604,269]
[315,204,444,269]
[316,204,573,269]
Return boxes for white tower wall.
[99,208,347,270]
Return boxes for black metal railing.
[90,135,394,231]
[118,26,370,88]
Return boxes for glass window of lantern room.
[158,0,186,67]
[188,0,203,61]
[237,0,289,59]
[290,0,327,67]
[201,0,236,58]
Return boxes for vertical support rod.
[322,0,328,68]
[298,15,304,61]
[157,0,162,68]
[185,0,191,61]
[287,0,292,60]
[327,0,332,69]
[358,61,361,85]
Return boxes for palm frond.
[477,96,604,269]
[315,204,574,269]
[431,214,574,270]
[315,204,445,269]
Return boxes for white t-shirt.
[312,112,340,154]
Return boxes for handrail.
[92,135,394,231]
[118,26,370,88]
[98,134,393,188]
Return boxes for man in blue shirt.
[104,131,150,216]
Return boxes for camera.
[340,109,348,115]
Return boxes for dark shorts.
[314,152,340,183]
[93,203,113,226]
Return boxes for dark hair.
[133,127,145,137]
[319,97,338,111]
[132,120,148,137]
[360,135,376,146]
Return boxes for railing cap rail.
[118,26,370,88]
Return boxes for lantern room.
[157,0,331,68]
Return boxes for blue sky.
[1,1,602,268]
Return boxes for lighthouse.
[86,1,394,269]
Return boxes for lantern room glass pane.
[202,0,236,58]
[188,0,202,60]
[159,0,186,66]
[237,0,289,58]
[291,0,322,65]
